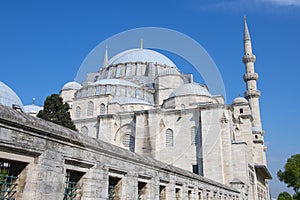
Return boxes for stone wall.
[0,105,240,199]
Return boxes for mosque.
[0,18,271,199]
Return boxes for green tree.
[278,192,293,200]
[277,154,300,200]
[37,94,76,130]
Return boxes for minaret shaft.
[243,17,262,130]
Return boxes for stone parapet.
[244,90,261,98]
[243,72,258,81]
[242,54,256,63]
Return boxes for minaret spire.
[140,38,143,49]
[244,16,253,55]
[244,16,251,42]
[102,45,109,67]
[242,17,262,130]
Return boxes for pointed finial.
[102,45,109,67]
[140,38,143,49]
[32,98,36,105]
[244,16,251,41]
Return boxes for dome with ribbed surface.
[108,48,176,67]
[0,81,23,109]
[62,81,82,90]
[169,83,211,98]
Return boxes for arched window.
[181,104,185,109]
[191,126,199,145]
[87,101,94,116]
[166,129,174,147]
[122,134,135,152]
[100,103,105,115]
[81,126,88,134]
[75,106,81,118]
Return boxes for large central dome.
[107,48,176,67]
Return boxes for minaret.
[102,46,108,68]
[242,17,262,130]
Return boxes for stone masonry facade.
[0,105,240,199]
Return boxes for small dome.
[90,79,139,88]
[24,104,43,114]
[0,81,23,109]
[108,48,176,67]
[232,97,248,105]
[62,81,82,90]
[169,83,211,98]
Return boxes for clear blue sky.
[0,1,299,198]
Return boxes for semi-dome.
[232,97,248,105]
[0,81,23,109]
[108,48,176,67]
[169,83,211,98]
[62,81,82,90]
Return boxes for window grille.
[108,177,121,200]
[0,162,17,200]
[166,129,174,147]
[63,170,84,200]
[81,126,88,135]
[75,107,81,118]
[138,182,147,200]
[87,101,94,116]
[191,126,199,145]
[0,161,26,200]
[122,134,135,152]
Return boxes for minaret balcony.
[243,73,258,81]
[242,54,256,63]
[244,90,261,98]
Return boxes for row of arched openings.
[75,102,106,118]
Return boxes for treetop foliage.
[277,154,300,200]
[37,94,76,130]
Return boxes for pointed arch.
[114,124,135,152]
